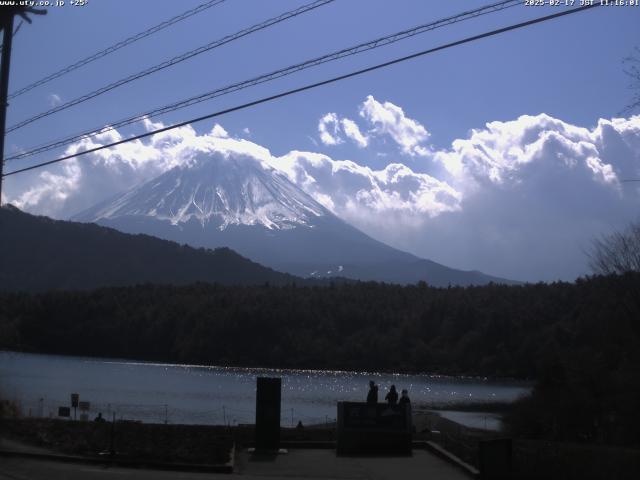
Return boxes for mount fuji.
[74,152,513,286]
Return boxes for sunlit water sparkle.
[0,351,530,430]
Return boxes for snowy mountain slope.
[79,152,328,231]
[74,153,515,286]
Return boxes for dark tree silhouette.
[588,220,640,275]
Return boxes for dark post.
[0,12,15,203]
[255,377,281,451]
[71,393,79,420]
[109,412,116,456]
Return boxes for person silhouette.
[366,380,378,404]
[385,385,398,405]
[399,389,411,407]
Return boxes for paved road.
[0,458,220,480]
[237,448,470,479]
[0,449,470,480]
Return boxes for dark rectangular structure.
[337,402,412,455]
[255,377,281,451]
[479,438,512,480]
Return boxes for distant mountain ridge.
[74,153,516,287]
[0,205,301,292]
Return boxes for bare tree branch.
[622,46,640,115]
[588,220,640,275]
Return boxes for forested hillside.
[1,273,638,378]
[0,205,300,290]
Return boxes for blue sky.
[5,1,637,156]
[3,0,640,282]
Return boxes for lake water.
[0,351,529,430]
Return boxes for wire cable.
[2,3,601,178]
[6,0,336,133]
[8,0,227,99]
[6,0,521,163]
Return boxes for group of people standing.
[366,381,410,406]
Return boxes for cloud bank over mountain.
[317,95,428,155]
[5,95,640,281]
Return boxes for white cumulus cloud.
[340,118,369,148]
[409,113,640,281]
[317,114,369,148]
[7,122,231,219]
[316,96,429,155]
[359,95,430,156]
[434,113,624,188]
[4,103,640,282]
[269,151,461,228]
[318,113,343,146]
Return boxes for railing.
[7,395,335,427]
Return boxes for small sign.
[71,393,79,408]
[79,401,90,411]
[58,406,71,417]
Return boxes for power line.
[8,0,227,99]
[6,0,521,163]
[2,3,601,179]
[6,0,335,133]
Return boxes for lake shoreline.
[0,350,531,429]
[0,348,534,385]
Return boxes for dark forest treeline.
[1,274,640,444]
[0,273,638,377]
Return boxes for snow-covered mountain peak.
[72,151,515,287]
[74,152,329,231]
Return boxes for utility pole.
[0,12,15,204]
[0,7,46,205]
